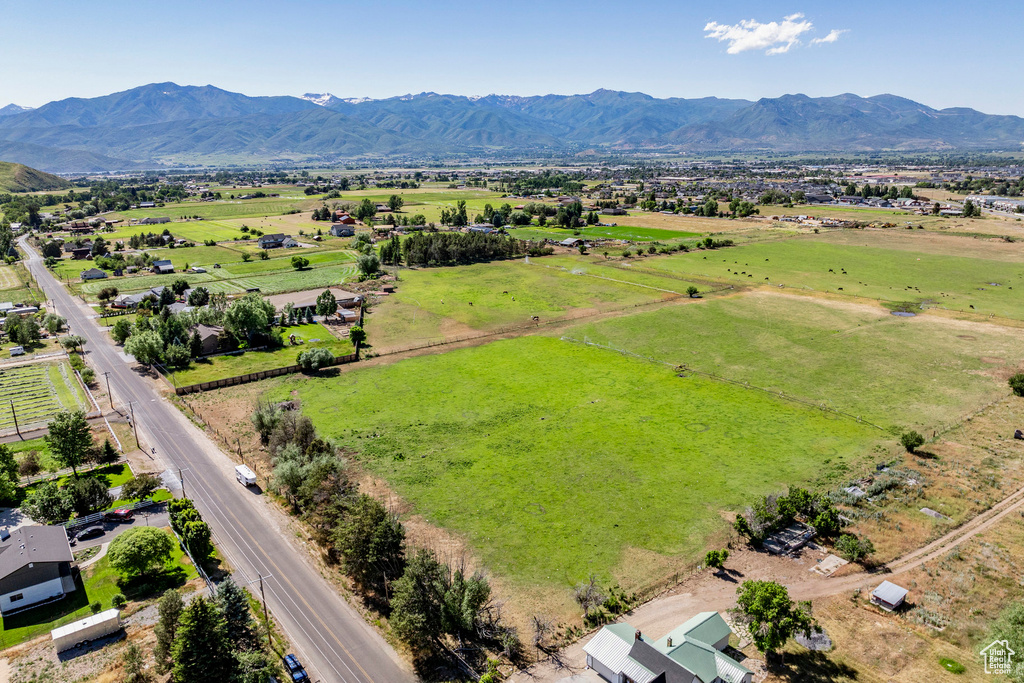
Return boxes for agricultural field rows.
[0,362,89,431]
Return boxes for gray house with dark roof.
[0,526,76,615]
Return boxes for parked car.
[103,508,134,522]
[76,526,105,540]
[282,654,309,682]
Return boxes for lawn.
[0,527,194,649]
[20,464,134,501]
[636,231,1024,319]
[76,258,357,299]
[566,291,1024,430]
[10,437,56,471]
[171,323,354,386]
[268,335,880,592]
[0,362,89,432]
[367,259,677,351]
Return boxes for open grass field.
[632,230,1024,319]
[76,259,357,299]
[507,224,700,243]
[367,259,679,351]
[566,291,1024,429]
[0,362,89,432]
[267,335,880,592]
[0,528,194,648]
[171,323,354,386]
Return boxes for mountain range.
[1,83,1022,173]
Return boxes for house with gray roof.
[871,580,908,612]
[0,526,76,615]
[583,612,751,683]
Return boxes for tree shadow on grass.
[118,566,188,601]
[772,649,859,683]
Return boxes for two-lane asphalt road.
[21,238,413,683]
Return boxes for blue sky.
[2,0,1021,114]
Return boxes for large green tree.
[735,580,815,659]
[171,596,236,683]
[125,330,164,366]
[334,494,405,591]
[315,290,337,317]
[0,444,18,502]
[108,526,174,578]
[223,294,275,344]
[45,409,92,476]
[215,577,256,650]
[154,589,184,674]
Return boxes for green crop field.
[0,363,89,431]
[267,336,879,591]
[634,232,1024,319]
[367,259,677,351]
[567,291,1024,429]
[171,323,354,386]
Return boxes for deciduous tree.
[108,526,174,578]
[46,409,92,476]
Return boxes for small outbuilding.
[871,580,908,612]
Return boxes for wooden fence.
[171,352,359,395]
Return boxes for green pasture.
[171,323,354,386]
[637,233,1024,319]
[508,224,700,243]
[567,291,1024,429]
[0,362,89,432]
[145,244,245,268]
[367,259,675,351]
[218,249,356,277]
[77,259,356,299]
[270,335,879,590]
[0,528,193,648]
[112,197,313,223]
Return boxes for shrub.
[18,451,41,476]
[835,533,875,562]
[900,430,925,453]
[1010,373,1024,397]
[112,593,127,608]
[91,601,102,613]
[80,368,95,385]
[297,347,335,371]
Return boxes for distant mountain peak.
[299,93,341,107]
[0,104,33,117]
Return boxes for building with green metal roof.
[583,611,752,683]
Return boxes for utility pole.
[9,400,19,438]
[179,468,186,497]
[102,371,112,409]
[258,574,271,649]
[127,401,139,447]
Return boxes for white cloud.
[704,13,813,55]
[704,14,845,55]
[811,29,848,45]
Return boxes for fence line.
[372,295,686,358]
[19,458,129,486]
[560,335,886,430]
[170,352,358,395]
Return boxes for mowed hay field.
[567,291,1024,429]
[632,230,1024,319]
[270,336,880,593]
[366,260,683,351]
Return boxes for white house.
[583,612,752,683]
[0,526,76,615]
